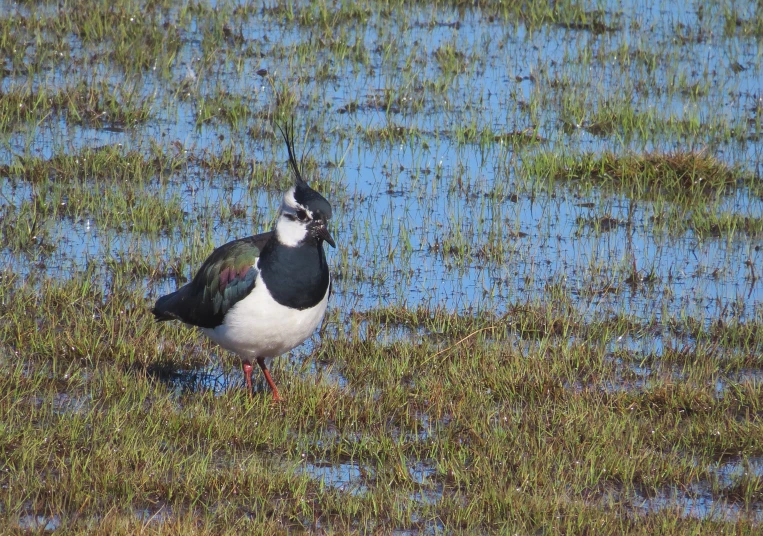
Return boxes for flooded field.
[1,0,762,533]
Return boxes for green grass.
[1,147,186,238]
[1,0,763,533]
[0,82,153,132]
[689,210,763,238]
[521,151,758,204]
[361,123,422,145]
[196,91,253,130]
[2,272,763,532]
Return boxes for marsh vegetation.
[1,0,762,533]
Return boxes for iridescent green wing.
[155,232,272,328]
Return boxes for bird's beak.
[318,224,336,248]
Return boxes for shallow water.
[2,0,763,526]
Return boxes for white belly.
[201,273,330,359]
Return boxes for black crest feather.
[276,119,307,186]
[274,119,333,221]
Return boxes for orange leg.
[257,356,282,402]
[242,359,254,396]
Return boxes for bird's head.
[274,123,335,249]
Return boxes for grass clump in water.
[689,210,763,238]
[2,145,181,184]
[523,150,758,203]
[0,81,153,132]
[2,0,763,532]
[1,146,186,236]
[361,123,422,145]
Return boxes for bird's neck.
[258,238,329,310]
[274,215,308,247]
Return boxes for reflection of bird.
[152,126,335,401]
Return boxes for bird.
[152,124,335,401]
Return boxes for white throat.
[275,215,308,247]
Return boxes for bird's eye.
[296,209,309,221]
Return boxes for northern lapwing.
[152,124,335,401]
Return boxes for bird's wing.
[153,232,274,328]
[248,230,273,251]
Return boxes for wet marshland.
[1,0,763,533]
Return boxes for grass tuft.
[523,150,757,203]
